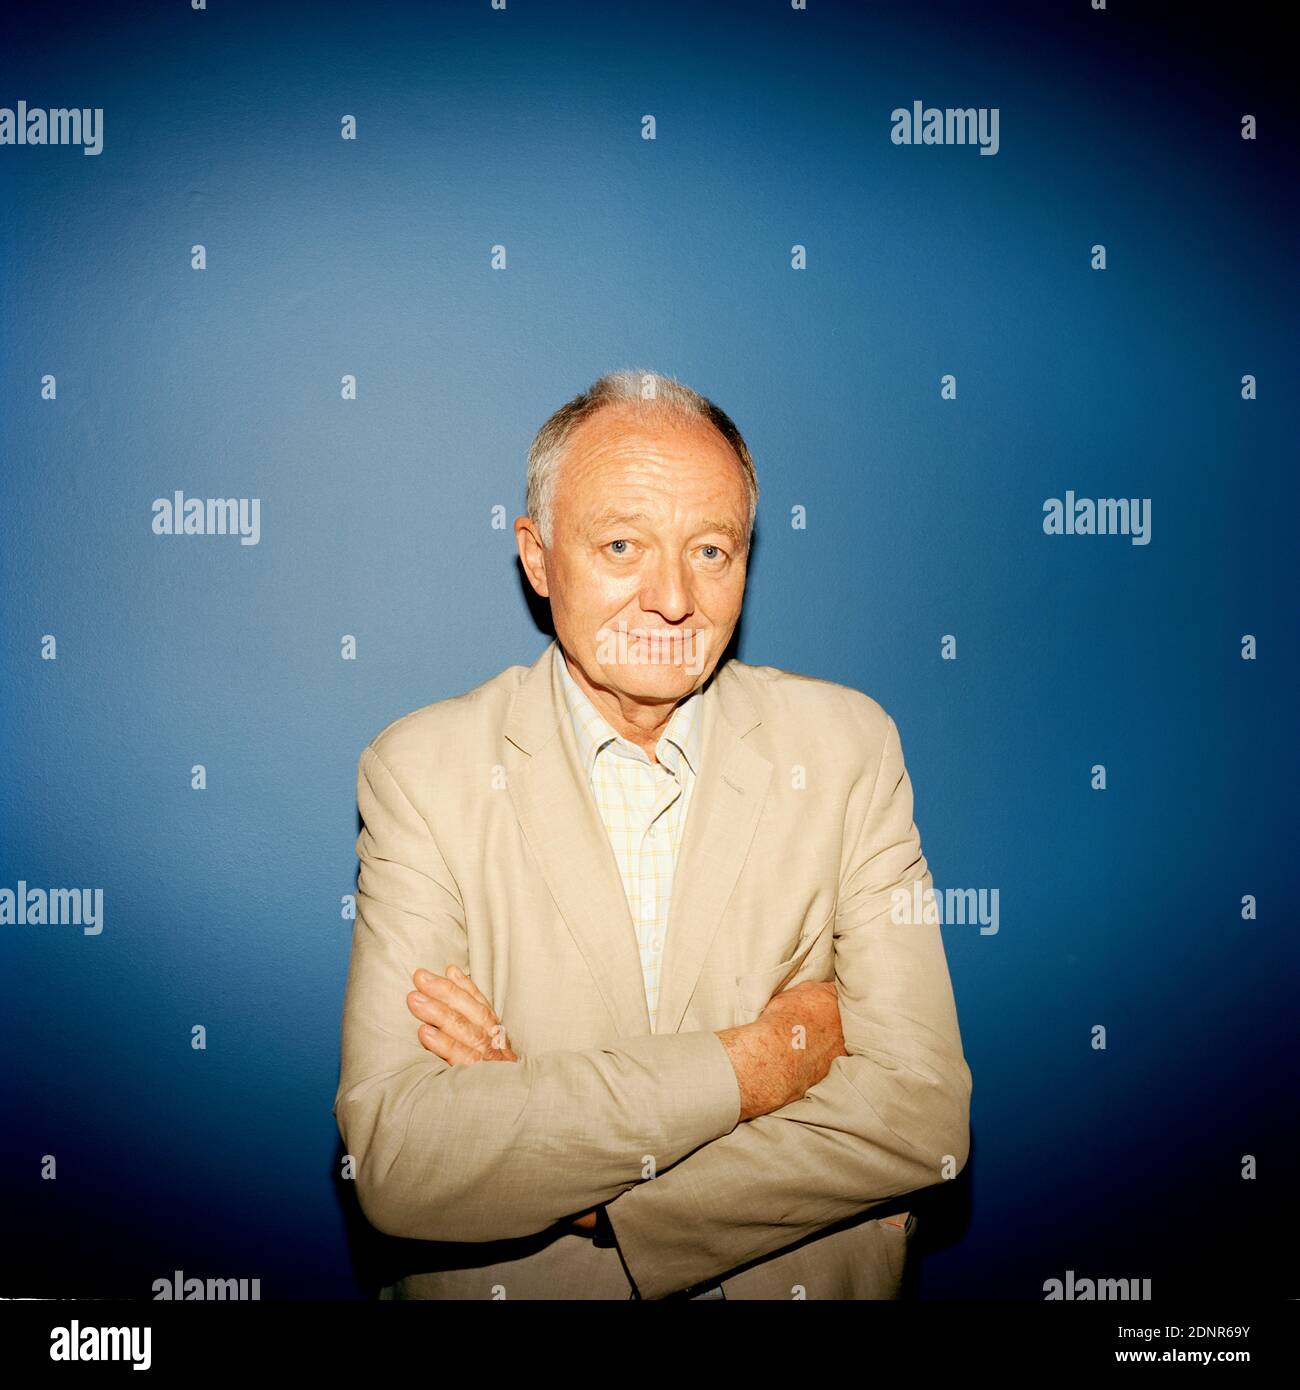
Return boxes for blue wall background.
[2,0,1295,1299]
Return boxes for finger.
[417,1023,480,1066]
[408,990,496,1053]
[444,966,500,1026]
[413,969,498,1032]
[408,990,493,1052]
[447,964,497,1015]
[421,1025,478,1064]
[413,967,495,1021]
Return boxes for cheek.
[702,568,747,612]
[585,559,641,601]
[552,559,635,618]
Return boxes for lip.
[613,626,708,636]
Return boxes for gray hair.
[525,369,758,548]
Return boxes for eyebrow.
[585,509,746,548]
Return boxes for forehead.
[557,404,748,508]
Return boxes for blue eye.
[609,539,629,555]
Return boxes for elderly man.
[333,370,971,1300]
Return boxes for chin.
[609,663,706,698]
[586,625,717,690]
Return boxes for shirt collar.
[557,645,702,778]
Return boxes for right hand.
[721,979,847,1122]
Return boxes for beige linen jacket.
[333,639,971,1299]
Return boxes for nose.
[639,550,694,623]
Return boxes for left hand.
[407,964,519,1064]
[407,966,597,1234]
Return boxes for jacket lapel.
[654,663,773,1034]
[503,640,773,1039]
[504,641,651,1036]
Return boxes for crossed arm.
[404,962,847,1232]
[334,712,971,1299]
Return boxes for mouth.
[593,623,710,674]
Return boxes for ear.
[514,516,549,597]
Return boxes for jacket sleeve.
[332,742,743,1244]
[603,711,973,1299]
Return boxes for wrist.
[717,1019,777,1121]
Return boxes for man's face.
[517,404,751,707]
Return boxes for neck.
[561,648,682,761]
